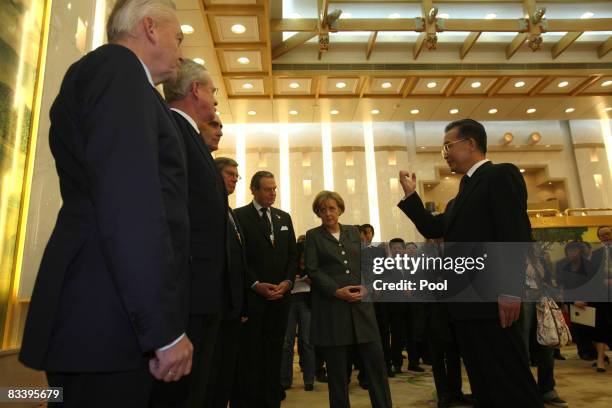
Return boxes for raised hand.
[399,170,417,197]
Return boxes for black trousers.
[374,303,392,369]
[205,317,242,408]
[428,304,462,400]
[453,319,543,408]
[389,303,426,368]
[150,313,221,408]
[232,297,289,408]
[319,342,392,408]
[47,368,152,408]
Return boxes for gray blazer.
[305,224,380,346]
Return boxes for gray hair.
[163,59,210,103]
[107,0,177,43]
[250,171,274,190]
[214,157,239,173]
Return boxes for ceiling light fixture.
[181,24,194,34]
[488,108,498,114]
[330,109,339,115]
[514,81,526,88]
[471,81,482,88]
[520,168,526,173]
[237,57,250,64]
[247,110,256,116]
[410,109,420,114]
[193,58,205,65]
[381,82,392,89]
[231,24,246,34]
[370,109,380,115]
[605,107,612,112]
[526,108,536,114]
[335,82,347,89]
[427,81,437,88]
[242,83,254,89]
[602,80,612,87]
[581,12,594,19]
[438,13,450,19]
[289,82,300,89]
[565,107,575,113]
[289,110,298,115]
[558,81,569,88]
[449,108,459,115]
[388,13,401,19]
[485,13,497,19]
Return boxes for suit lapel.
[250,202,274,245]
[153,89,187,167]
[445,161,492,233]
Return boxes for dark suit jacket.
[233,202,297,289]
[20,44,190,371]
[172,111,228,315]
[305,224,380,346]
[398,161,532,320]
[225,208,248,319]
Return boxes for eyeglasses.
[441,138,469,158]
[223,170,241,180]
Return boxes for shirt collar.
[170,108,199,134]
[466,159,490,178]
[252,200,270,213]
[137,58,154,87]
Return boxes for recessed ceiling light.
[471,81,482,88]
[526,108,536,114]
[330,109,339,115]
[485,13,497,19]
[602,80,612,87]
[388,13,401,19]
[438,13,450,19]
[488,108,498,114]
[335,82,347,89]
[449,108,459,115]
[427,81,438,88]
[193,58,205,65]
[242,83,254,89]
[514,81,526,88]
[340,12,351,19]
[237,57,250,64]
[289,12,302,19]
[231,24,246,34]
[545,144,551,148]
[381,82,392,89]
[289,82,300,89]
[247,110,257,116]
[289,110,298,115]
[410,109,420,114]
[520,168,526,173]
[565,107,575,113]
[605,107,612,112]
[370,109,380,115]
[558,81,569,88]
[581,12,594,19]
[181,25,194,34]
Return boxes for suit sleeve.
[397,193,446,239]
[305,231,341,297]
[80,55,184,352]
[284,214,298,284]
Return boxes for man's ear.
[189,81,199,98]
[142,17,157,44]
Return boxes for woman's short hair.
[312,190,345,216]
[107,0,177,43]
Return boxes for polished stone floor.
[1,345,610,407]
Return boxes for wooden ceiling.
[176,0,612,123]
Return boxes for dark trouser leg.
[281,300,299,388]
[47,368,152,408]
[262,299,290,408]
[205,318,241,408]
[388,308,407,369]
[357,342,393,408]
[295,296,315,386]
[320,345,350,408]
[453,319,543,408]
[374,303,391,370]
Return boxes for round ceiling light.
[181,25,194,34]
[231,24,246,34]
[514,81,526,88]
[237,57,250,64]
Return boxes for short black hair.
[359,224,374,234]
[250,171,274,190]
[445,119,487,154]
[214,156,238,173]
[405,242,418,250]
[389,238,405,244]
[597,225,611,238]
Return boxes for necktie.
[459,174,470,194]
[260,207,272,237]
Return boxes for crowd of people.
[16,1,611,408]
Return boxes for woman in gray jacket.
[304,190,392,408]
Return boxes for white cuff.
[157,333,185,351]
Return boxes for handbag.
[536,296,572,348]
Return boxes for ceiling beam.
[570,74,603,96]
[401,77,418,97]
[528,76,556,96]
[506,33,527,59]
[487,76,510,96]
[366,31,378,60]
[358,77,370,98]
[445,77,464,97]
[203,4,264,15]
[272,33,317,59]
[547,19,612,32]
[270,18,419,32]
[598,37,612,59]
[214,42,268,50]
[460,32,481,60]
[413,33,427,60]
[551,32,582,59]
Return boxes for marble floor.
[0,346,610,407]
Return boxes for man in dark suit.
[150,59,223,408]
[205,156,249,408]
[233,171,297,408]
[397,119,542,407]
[19,2,193,407]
